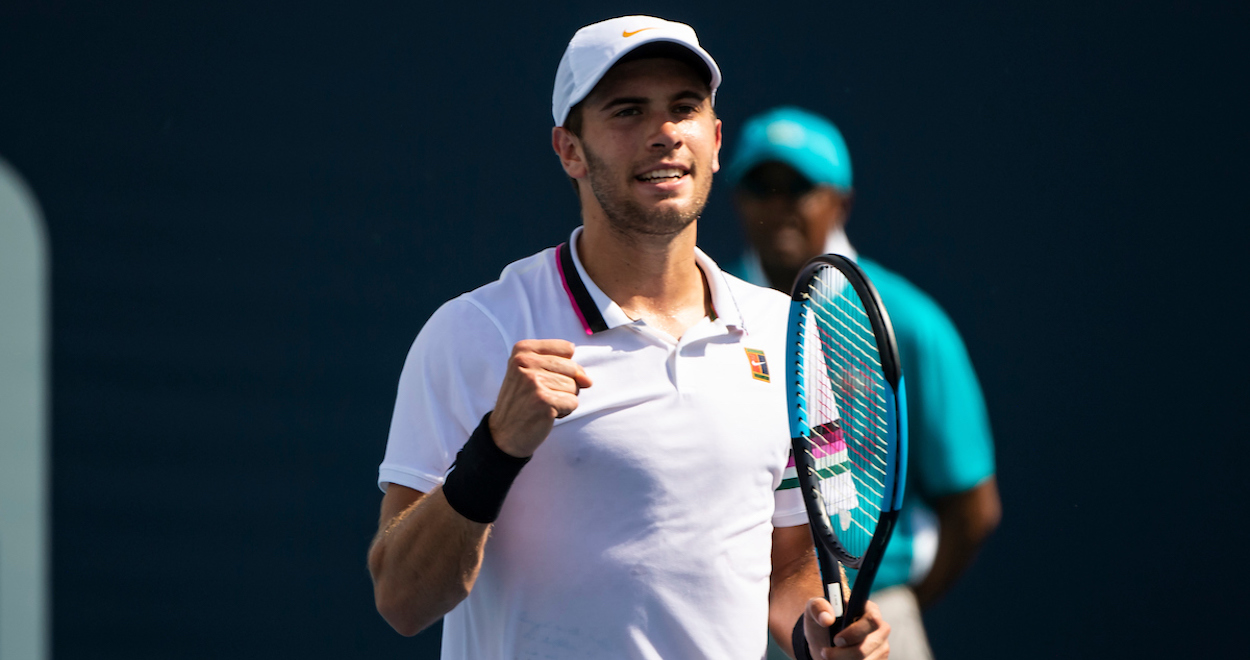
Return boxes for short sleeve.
[772,480,809,528]
[773,447,810,528]
[905,306,996,498]
[378,298,512,493]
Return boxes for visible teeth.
[638,168,684,181]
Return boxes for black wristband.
[792,613,814,660]
[441,412,531,523]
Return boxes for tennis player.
[726,107,1001,660]
[368,17,890,660]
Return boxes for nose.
[773,199,805,227]
[649,120,682,151]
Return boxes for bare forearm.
[368,487,490,636]
[769,526,824,658]
[912,524,979,608]
[913,477,1001,608]
[769,568,822,657]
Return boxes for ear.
[552,126,588,180]
[710,117,723,173]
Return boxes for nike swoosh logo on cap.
[622,27,657,37]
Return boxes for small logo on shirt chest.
[744,348,770,382]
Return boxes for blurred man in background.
[726,107,1001,660]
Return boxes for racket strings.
[805,280,891,436]
[807,306,889,481]
[804,425,882,506]
[808,272,879,335]
[796,266,892,561]
[806,275,883,368]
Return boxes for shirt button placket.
[669,344,682,391]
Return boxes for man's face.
[570,57,722,237]
[735,162,847,288]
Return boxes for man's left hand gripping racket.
[785,254,908,643]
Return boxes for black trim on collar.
[556,242,609,334]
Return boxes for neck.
[577,211,710,340]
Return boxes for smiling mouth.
[635,168,687,183]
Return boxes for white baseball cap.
[552,15,722,127]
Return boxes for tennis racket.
[785,254,908,640]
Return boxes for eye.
[614,107,642,118]
[673,103,699,116]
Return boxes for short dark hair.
[564,101,586,193]
[565,101,586,138]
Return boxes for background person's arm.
[912,476,1001,608]
[892,279,999,608]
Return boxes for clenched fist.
[489,339,593,458]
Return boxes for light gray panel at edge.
[0,158,49,660]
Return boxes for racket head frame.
[785,253,910,629]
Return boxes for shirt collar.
[556,226,744,336]
[821,227,857,261]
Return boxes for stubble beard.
[583,144,711,239]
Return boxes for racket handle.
[812,541,853,645]
[826,595,842,648]
[826,561,852,644]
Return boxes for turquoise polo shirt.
[727,252,996,591]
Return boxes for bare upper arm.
[771,523,816,580]
[932,476,1001,537]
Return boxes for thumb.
[573,364,593,388]
[804,597,840,653]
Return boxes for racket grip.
[827,562,852,642]
[828,613,849,646]
[793,579,844,659]
[820,581,848,647]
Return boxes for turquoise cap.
[726,106,853,192]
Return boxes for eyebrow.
[597,89,709,112]
[669,90,707,104]
[599,96,650,111]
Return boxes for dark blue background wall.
[2,1,1246,657]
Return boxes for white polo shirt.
[380,227,807,660]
